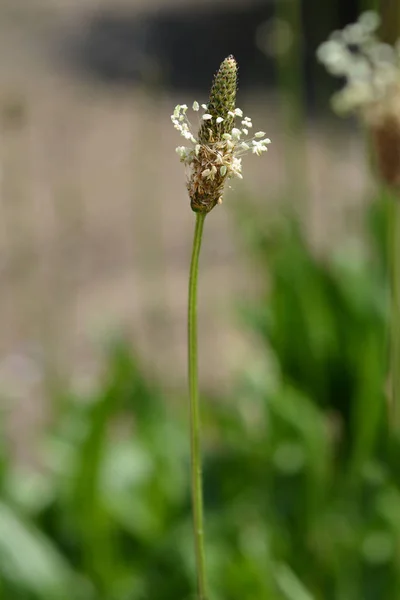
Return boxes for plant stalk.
[188,212,207,600]
[275,0,308,205]
[389,196,400,431]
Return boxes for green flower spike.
[171,55,271,214]
[198,54,238,144]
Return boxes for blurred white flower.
[319,11,400,191]
[317,11,400,115]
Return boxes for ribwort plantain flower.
[317,11,400,191]
[171,55,271,213]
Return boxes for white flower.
[252,140,269,156]
[210,165,217,179]
[202,166,217,181]
[342,23,366,46]
[231,157,243,178]
[317,40,351,76]
[171,102,270,198]
[176,146,188,158]
[183,131,196,143]
[317,11,400,115]
[359,10,380,33]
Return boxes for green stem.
[275,0,308,204]
[389,196,400,431]
[188,212,207,600]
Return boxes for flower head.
[317,11,400,115]
[171,55,271,214]
[317,12,400,192]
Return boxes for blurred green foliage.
[1,195,400,600]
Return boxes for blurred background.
[0,0,399,599]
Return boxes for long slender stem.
[275,0,308,206]
[188,212,207,600]
[389,196,400,431]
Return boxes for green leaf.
[275,563,315,600]
[0,500,85,599]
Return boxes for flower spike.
[171,55,271,214]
